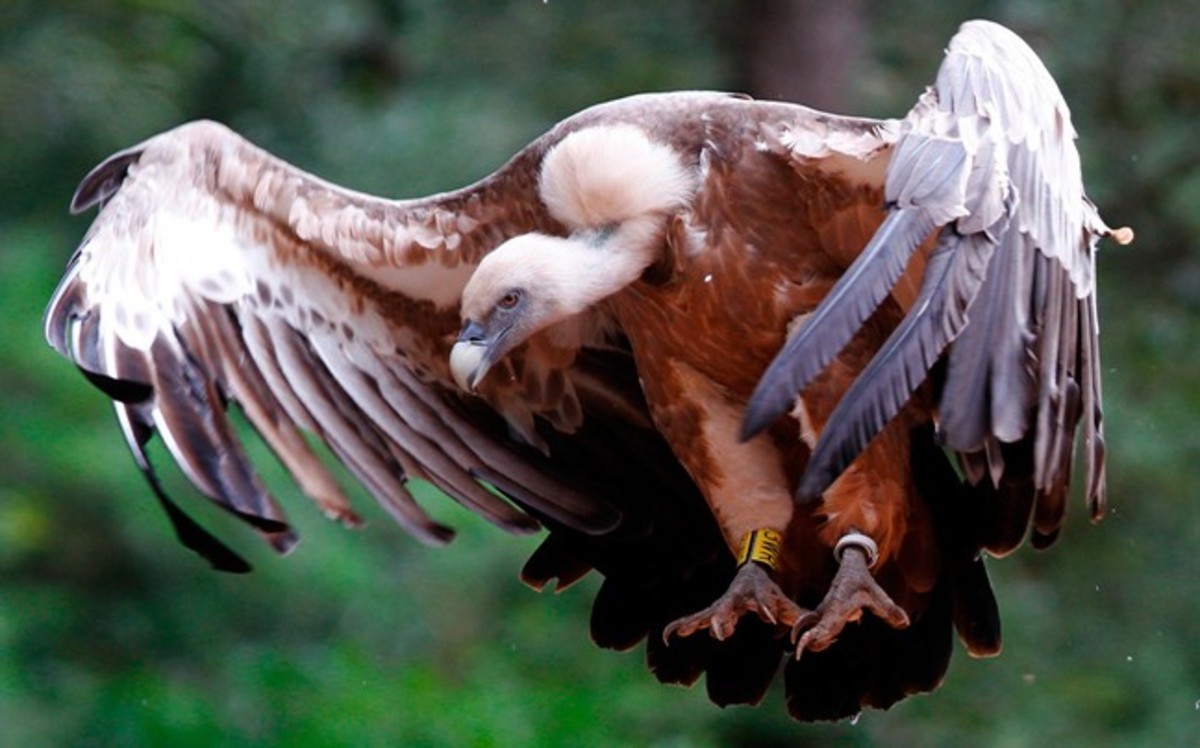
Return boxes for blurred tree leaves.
[2,0,1198,745]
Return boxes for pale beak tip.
[449,340,489,393]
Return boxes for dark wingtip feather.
[589,580,655,651]
[150,469,256,574]
[519,534,594,592]
[1030,527,1060,550]
[972,443,1037,557]
[953,557,1002,657]
[70,148,143,214]
[1086,433,1107,523]
[702,618,781,707]
[80,368,153,404]
[115,402,254,574]
[225,508,292,535]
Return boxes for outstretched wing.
[744,21,1130,535]
[44,119,626,570]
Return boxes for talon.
[790,610,820,644]
[662,621,681,645]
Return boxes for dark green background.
[2,1,1197,744]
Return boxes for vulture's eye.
[498,290,522,310]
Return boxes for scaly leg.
[792,532,910,656]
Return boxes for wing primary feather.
[937,224,1020,454]
[51,281,275,565]
[1079,291,1106,520]
[146,333,293,542]
[795,230,992,500]
[1032,255,1068,490]
[113,401,253,573]
[1031,287,1077,546]
[80,368,154,404]
[1031,390,1078,549]
[743,209,938,440]
[1030,256,1080,543]
[982,231,1036,443]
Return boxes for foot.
[791,545,909,656]
[664,562,806,643]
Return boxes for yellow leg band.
[736,529,783,570]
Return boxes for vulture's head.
[451,233,595,391]
[450,123,696,393]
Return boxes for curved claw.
[664,563,806,645]
[791,546,910,658]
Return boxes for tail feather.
[784,591,953,722]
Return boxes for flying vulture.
[44,20,1131,721]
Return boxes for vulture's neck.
[563,214,666,307]
[530,123,694,312]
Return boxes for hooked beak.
[450,319,501,393]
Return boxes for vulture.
[43,20,1131,721]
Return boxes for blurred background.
[2,0,1198,745]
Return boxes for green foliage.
[2,1,1198,745]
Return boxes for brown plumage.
[43,20,1129,721]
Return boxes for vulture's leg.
[788,396,921,655]
[791,532,909,656]
[664,533,806,642]
[650,363,805,643]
